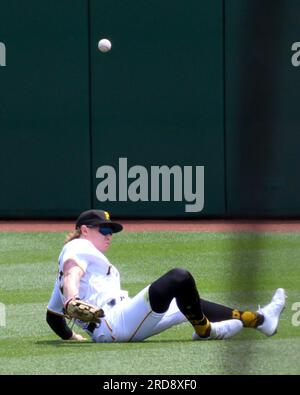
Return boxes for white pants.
[88,286,188,343]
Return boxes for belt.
[86,300,115,334]
[87,322,97,333]
[107,298,116,307]
[86,310,106,333]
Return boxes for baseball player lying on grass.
[46,210,286,342]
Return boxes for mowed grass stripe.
[0,262,57,291]
[0,289,53,305]
[0,303,51,340]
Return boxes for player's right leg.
[148,268,242,340]
[150,299,243,340]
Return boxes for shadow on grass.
[143,339,192,344]
[37,335,245,347]
[36,338,193,347]
[36,340,94,347]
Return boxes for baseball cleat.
[256,288,286,336]
[192,319,243,340]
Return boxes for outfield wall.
[0,0,300,218]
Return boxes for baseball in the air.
[98,39,112,53]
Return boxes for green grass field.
[0,231,299,375]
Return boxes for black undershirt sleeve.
[46,310,73,340]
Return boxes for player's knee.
[168,268,194,287]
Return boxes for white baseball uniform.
[47,238,187,342]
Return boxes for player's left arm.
[46,310,86,341]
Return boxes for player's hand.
[69,332,87,341]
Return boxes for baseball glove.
[64,298,105,323]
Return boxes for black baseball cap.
[75,209,123,233]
